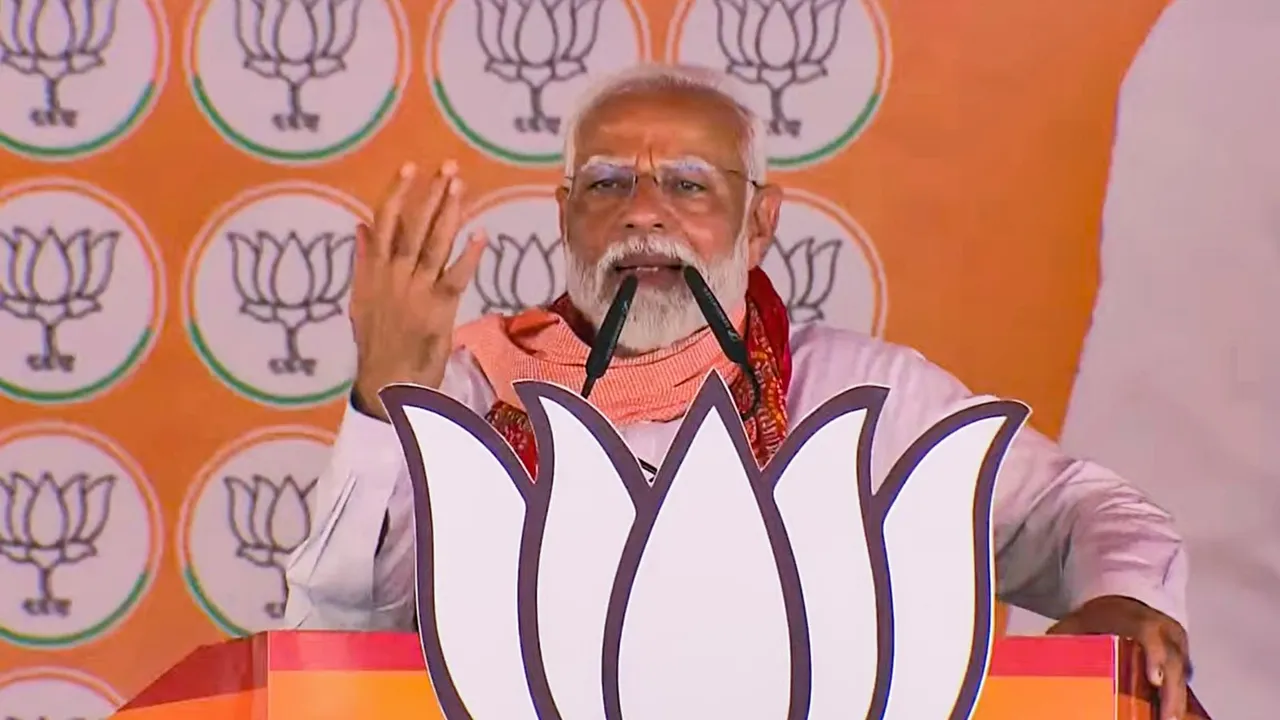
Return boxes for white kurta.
[281,323,1187,635]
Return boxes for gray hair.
[560,63,768,183]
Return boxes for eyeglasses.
[563,161,762,213]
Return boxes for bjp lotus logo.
[184,181,365,408]
[453,186,567,323]
[473,0,605,134]
[474,232,563,314]
[381,372,1028,718]
[0,0,166,160]
[178,426,332,636]
[426,0,649,165]
[0,226,119,372]
[667,0,889,168]
[761,189,887,336]
[224,474,316,619]
[227,230,355,376]
[0,179,164,405]
[186,0,409,164]
[0,421,161,650]
[0,0,122,128]
[762,235,840,323]
[232,0,362,132]
[0,470,115,616]
[712,0,846,137]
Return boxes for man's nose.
[620,179,669,233]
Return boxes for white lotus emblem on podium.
[381,372,1029,719]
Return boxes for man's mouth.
[611,254,684,276]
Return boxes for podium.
[110,631,1209,719]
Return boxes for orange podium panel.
[111,631,1209,720]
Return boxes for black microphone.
[580,274,659,477]
[581,274,639,400]
[682,266,761,418]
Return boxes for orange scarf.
[454,269,794,477]
[455,303,744,427]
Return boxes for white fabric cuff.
[332,399,406,481]
[1071,571,1188,632]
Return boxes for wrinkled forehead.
[569,87,747,174]
[576,154,723,177]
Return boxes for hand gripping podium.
[114,376,1211,719]
[111,631,1210,719]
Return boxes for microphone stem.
[581,275,639,400]
[680,265,761,422]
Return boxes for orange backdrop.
[0,0,1169,712]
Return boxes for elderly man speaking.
[283,64,1192,718]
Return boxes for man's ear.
[556,184,570,237]
[745,184,782,268]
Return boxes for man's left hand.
[1047,595,1191,720]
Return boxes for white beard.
[566,234,749,354]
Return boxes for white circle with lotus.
[0,178,165,405]
[0,423,162,649]
[183,181,366,409]
[178,426,335,637]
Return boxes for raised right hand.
[350,161,487,420]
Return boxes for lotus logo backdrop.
[0,0,1260,716]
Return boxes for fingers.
[1155,654,1188,720]
[373,163,417,260]
[1143,627,1188,720]
[437,231,488,296]
[351,222,371,305]
[1159,662,1188,720]
[400,160,459,274]
[418,173,465,278]
[368,159,479,305]
[1045,598,1191,719]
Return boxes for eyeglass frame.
[560,156,765,204]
